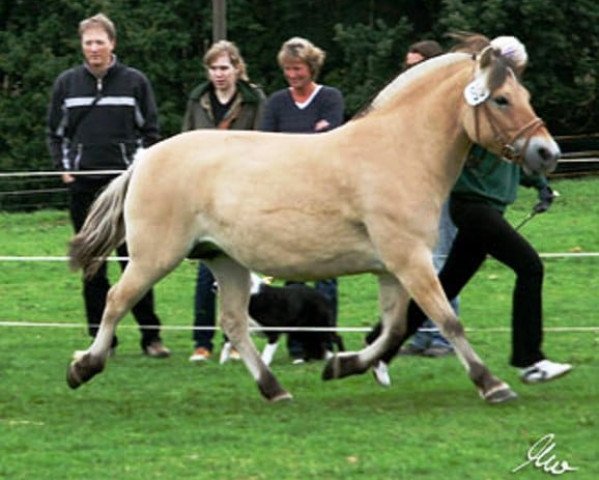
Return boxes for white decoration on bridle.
[464,77,490,106]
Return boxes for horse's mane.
[353,49,519,120]
[353,53,471,119]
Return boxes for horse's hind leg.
[206,257,291,402]
[323,272,408,380]
[67,256,180,389]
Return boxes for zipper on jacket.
[74,144,83,170]
[119,143,131,166]
[97,77,103,93]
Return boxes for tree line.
[1,0,597,178]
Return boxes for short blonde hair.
[203,40,249,82]
[79,13,116,42]
[277,37,326,80]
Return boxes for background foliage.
[1,0,598,173]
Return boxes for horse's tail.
[69,166,134,278]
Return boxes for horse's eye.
[493,95,510,107]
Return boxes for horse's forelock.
[486,52,519,93]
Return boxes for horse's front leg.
[207,258,292,402]
[397,252,518,404]
[323,272,408,380]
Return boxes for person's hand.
[533,185,555,213]
[314,119,330,132]
[61,173,75,184]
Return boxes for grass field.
[1,177,598,479]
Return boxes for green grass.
[1,177,598,479]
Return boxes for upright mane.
[364,53,471,115]
[353,50,517,120]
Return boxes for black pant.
[372,197,545,368]
[69,183,162,349]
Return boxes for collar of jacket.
[83,54,119,79]
[189,79,262,104]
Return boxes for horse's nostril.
[537,146,559,163]
[538,147,550,161]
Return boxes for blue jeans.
[286,279,338,358]
[410,201,458,350]
[193,263,218,350]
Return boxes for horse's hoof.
[322,355,340,380]
[257,373,289,402]
[322,353,364,381]
[66,363,83,389]
[482,383,518,404]
[270,391,293,403]
[66,352,104,389]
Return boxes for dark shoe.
[143,340,171,358]
[398,344,425,356]
[422,346,454,357]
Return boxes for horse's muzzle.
[519,136,561,174]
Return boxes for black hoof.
[257,373,291,402]
[66,353,104,389]
[482,384,518,404]
[322,353,365,381]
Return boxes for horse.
[66,46,560,404]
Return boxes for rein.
[473,98,545,165]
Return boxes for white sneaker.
[219,342,232,364]
[372,361,391,387]
[520,359,572,384]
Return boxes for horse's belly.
[243,247,385,280]
[212,218,384,279]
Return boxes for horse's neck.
[370,62,473,198]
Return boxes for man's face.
[81,27,115,72]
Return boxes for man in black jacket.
[47,13,169,357]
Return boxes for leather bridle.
[473,97,545,165]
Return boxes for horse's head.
[462,46,560,174]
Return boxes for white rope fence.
[2,251,599,262]
[2,254,596,334]
[1,321,597,334]
[0,170,124,178]
[1,169,597,334]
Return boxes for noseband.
[473,98,545,165]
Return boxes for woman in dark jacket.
[183,40,265,362]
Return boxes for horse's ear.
[478,45,495,69]
[464,46,497,106]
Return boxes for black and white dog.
[220,274,345,365]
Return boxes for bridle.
[472,85,545,166]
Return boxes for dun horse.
[67,47,560,404]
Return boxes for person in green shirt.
[369,34,572,386]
